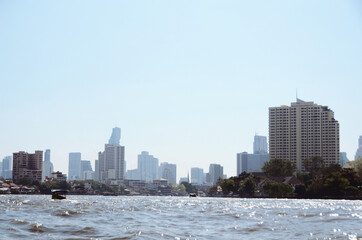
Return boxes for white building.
[191,167,204,185]
[269,99,339,172]
[138,151,158,183]
[208,164,223,186]
[159,162,176,185]
[42,149,54,182]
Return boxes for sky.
[0,0,361,180]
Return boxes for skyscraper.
[138,151,158,182]
[68,152,81,180]
[13,151,43,183]
[208,164,223,186]
[355,136,362,160]
[42,149,54,181]
[108,127,121,145]
[98,144,125,184]
[191,167,204,185]
[80,160,93,180]
[340,152,349,167]
[237,135,269,175]
[159,162,176,185]
[253,135,268,154]
[1,156,12,179]
[269,99,339,172]
[98,128,125,184]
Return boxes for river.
[0,195,361,239]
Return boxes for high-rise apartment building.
[355,136,362,160]
[98,144,125,183]
[13,151,43,183]
[42,149,54,181]
[191,167,204,185]
[159,162,176,185]
[68,152,81,180]
[138,151,158,182]
[269,99,339,172]
[208,164,223,186]
[108,127,121,145]
[253,135,268,154]
[1,156,12,179]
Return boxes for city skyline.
[0,1,361,179]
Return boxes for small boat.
[51,189,68,200]
[189,193,197,197]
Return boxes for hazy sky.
[1,1,361,180]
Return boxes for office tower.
[42,149,54,181]
[208,164,223,186]
[98,144,125,184]
[355,136,362,160]
[0,161,2,178]
[108,127,121,145]
[236,151,269,174]
[138,151,158,182]
[340,152,349,167]
[1,156,12,179]
[94,160,99,181]
[253,135,268,154]
[159,162,176,185]
[13,151,43,183]
[68,152,81,180]
[191,167,204,185]
[269,99,339,172]
[80,160,93,180]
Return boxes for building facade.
[138,151,158,183]
[208,164,223,186]
[269,99,339,172]
[108,127,121,145]
[191,167,204,185]
[98,144,125,183]
[355,136,362,160]
[253,135,268,154]
[68,152,81,180]
[1,156,12,179]
[13,151,43,183]
[42,149,54,182]
[159,162,176,185]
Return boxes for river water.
[0,195,361,239]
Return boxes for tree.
[305,156,324,174]
[263,182,293,198]
[323,172,350,197]
[239,176,256,197]
[180,181,196,194]
[262,159,294,177]
[221,179,235,195]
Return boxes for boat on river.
[51,189,68,200]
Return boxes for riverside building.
[269,99,339,172]
[12,151,43,183]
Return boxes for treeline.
[217,157,362,199]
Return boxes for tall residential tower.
[269,99,339,172]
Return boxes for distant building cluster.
[2,98,361,190]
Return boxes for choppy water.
[0,195,361,239]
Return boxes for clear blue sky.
[1,0,361,180]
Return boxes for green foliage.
[262,159,294,177]
[239,176,256,197]
[39,181,71,194]
[263,182,293,198]
[221,179,235,195]
[305,156,325,174]
[180,182,197,194]
[172,184,186,195]
[294,184,306,197]
[323,172,350,197]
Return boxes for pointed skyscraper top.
[108,127,121,145]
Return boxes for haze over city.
[1,1,361,179]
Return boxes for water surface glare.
[0,195,361,239]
